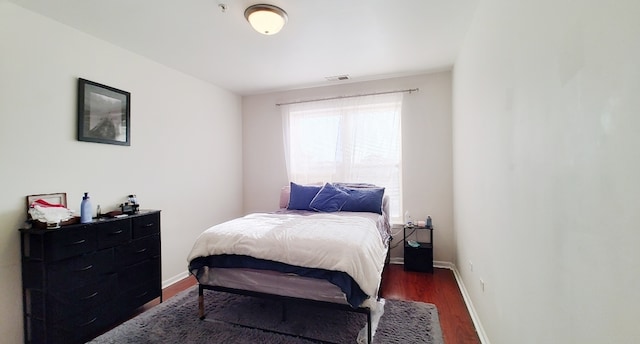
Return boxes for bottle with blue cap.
[80,192,92,223]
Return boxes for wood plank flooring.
[145,264,481,344]
[380,264,480,344]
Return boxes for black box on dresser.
[20,210,162,344]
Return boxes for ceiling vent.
[325,74,350,81]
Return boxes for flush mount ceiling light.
[244,4,288,35]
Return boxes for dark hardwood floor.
[143,265,480,344]
[380,264,480,344]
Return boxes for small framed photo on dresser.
[26,192,67,209]
[77,78,131,146]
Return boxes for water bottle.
[80,192,92,223]
[404,211,413,226]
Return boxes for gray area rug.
[90,286,443,344]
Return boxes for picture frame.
[26,193,78,229]
[26,192,68,209]
[77,78,131,146]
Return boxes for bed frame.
[196,238,392,344]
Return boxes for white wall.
[453,0,640,343]
[0,3,243,343]
[242,72,453,262]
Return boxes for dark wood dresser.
[20,210,161,344]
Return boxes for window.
[281,93,403,220]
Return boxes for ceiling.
[9,0,478,95]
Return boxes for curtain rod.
[275,88,419,106]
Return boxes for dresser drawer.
[28,274,117,322]
[96,220,132,249]
[28,304,115,344]
[132,212,160,239]
[119,278,162,312]
[115,234,160,269]
[48,249,114,289]
[40,226,97,261]
[50,305,116,344]
[119,257,161,290]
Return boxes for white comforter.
[187,212,387,298]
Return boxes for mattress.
[187,211,387,299]
[197,267,357,305]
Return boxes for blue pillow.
[310,183,350,212]
[287,182,322,211]
[339,186,385,214]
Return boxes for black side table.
[403,225,434,273]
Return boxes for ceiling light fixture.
[244,4,288,35]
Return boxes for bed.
[186,182,392,344]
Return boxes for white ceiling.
[9,0,478,95]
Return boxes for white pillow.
[279,186,291,209]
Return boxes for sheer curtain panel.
[281,93,403,220]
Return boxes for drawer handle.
[67,239,86,246]
[135,248,148,254]
[142,223,155,228]
[135,291,149,298]
[109,230,124,235]
[81,291,99,300]
[79,317,97,327]
[77,264,94,272]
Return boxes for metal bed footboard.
[198,284,373,344]
[196,238,391,344]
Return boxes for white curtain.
[281,92,403,220]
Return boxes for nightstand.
[403,224,434,273]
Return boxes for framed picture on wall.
[77,78,131,146]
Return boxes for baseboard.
[389,257,404,265]
[441,262,491,344]
[162,270,190,289]
[394,258,491,344]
